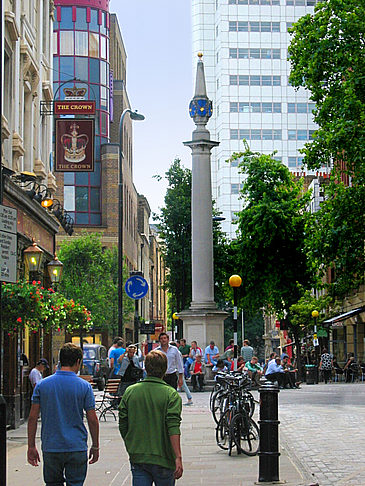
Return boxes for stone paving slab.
[7,391,310,486]
[278,383,365,486]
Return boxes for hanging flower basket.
[1,281,93,335]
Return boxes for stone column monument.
[179,53,227,353]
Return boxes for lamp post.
[229,275,242,371]
[118,109,145,338]
[172,312,179,341]
[312,310,319,381]
[24,239,44,275]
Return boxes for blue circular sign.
[125,275,149,300]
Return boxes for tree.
[154,158,231,314]
[58,233,133,334]
[230,144,314,317]
[288,0,365,296]
[288,0,365,176]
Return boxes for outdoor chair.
[95,377,122,421]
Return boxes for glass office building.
[192,0,326,238]
[53,0,110,226]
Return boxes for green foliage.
[1,280,93,335]
[58,233,133,333]
[288,290,334,336]
[305,181,365,296]
[229,144,314,316]
[288,0,365,176]
[154,159,192,312]
[288,1,365,295]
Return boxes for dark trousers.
[43,451,87,486]
[266,372,284,387]
[191,374,204,391]
[322,369,332,383]
[163,373,178,389]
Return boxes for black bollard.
[0,395,6,486]
[258,382,280,483]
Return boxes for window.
[287,0,317,4]
[230,129,239,140]
[64,186,75,211]
[287,102,316,113]
[75,7,87,30]
[60,31,74,55]
[288,130,315,140]
[59,57,74,80]
[60,7,73,30]
[89,58,100,83]
[230,75,281,86]
[230,102,282,113]
[231,184,240,194]
[76,187,88,212]
[75,57,88,80]
[75,31,88,56]
[89,33,99,57]
[231,129,282,140]
[288,156,304,167]
[229,21,280,32]
[229,0,279,3]
[89,9,99,32]
[100,36,107,59]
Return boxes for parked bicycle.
[213,372,259,456]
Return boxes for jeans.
[43,451,88,486]
[131,462,175,486]
[184,358,193,378]
[181,376,192,400]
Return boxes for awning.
[323,305,365,325]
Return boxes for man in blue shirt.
[265,356,285,387]
[204,341,220,366]
[27,343,99,485]
[109,339,126,378]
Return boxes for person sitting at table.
[265,356,285,388]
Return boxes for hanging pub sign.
[55,119,94,172]
[54,101,96,115]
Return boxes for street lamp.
[118,109,145,337]
[312,310,319,381]
[47,254,63,286]
[172,312,179,341]
[229,274,242,371]
[24,239,44,274]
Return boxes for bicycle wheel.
[246,392,255,417]
[231,413,259,456]
[212,390,228,424]
[216,410,232,451]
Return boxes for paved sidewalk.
[7,390,311,486]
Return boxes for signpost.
[0,205,17,283]
[125,274,149,344]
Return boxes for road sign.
[125,275,149,300]
[140,322,155,334]
[313,338,319,347]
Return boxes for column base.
[178,308,228,353]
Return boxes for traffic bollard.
[0,395,7,486]
[258,381,280,483]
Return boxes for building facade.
[192,0,327,238]
[1,0,61,427]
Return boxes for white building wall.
[192,0,325,238]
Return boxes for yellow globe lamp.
[172,312,179,320]
[229,275,242,288]
[312,310,319,319]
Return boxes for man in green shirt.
[246,356,263,387]
[178,339,190,362]
[119,350,183,485]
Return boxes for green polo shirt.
[119,376,182,470]
[179,344,190,356]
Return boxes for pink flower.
[17,317,22,323]
[37,281,41,285]
[32,280,37,285]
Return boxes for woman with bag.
[117,344,143,396]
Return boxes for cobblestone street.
[278,382,365,486]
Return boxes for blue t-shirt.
[109,347,126,374]
[32,370,95,452]
[204,345,219,364]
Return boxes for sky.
[111,1,194,218]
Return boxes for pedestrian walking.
[119,350,183,485]
[108,336,124,363]
[170,341,193,406]
[27,343,99,485]
[117,344,143,396]
[29,358,49,388]
[319,347,333,384]
[156,332,184,390]
[109,339,126,378]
